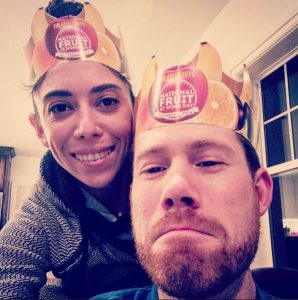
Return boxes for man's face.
[131,124,271,299]
[30,61,133,188]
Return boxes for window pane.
[292,109,298,159]
[261,66,286,121]
[287,55,298,108]
[265,116,291,166]
[272,168,298,270]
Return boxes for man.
[92,43,275,299]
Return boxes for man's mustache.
[146,208,227,244]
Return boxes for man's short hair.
[237,133,261,177]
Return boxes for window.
[261,54,298,167]
[258,50,298,269]
[271,169,298,269]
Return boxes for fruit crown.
[135,42,260,148]
[24,0,129,83]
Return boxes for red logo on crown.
[45,16,98,60]
[150,65,208,123]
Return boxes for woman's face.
[30,61,133,188]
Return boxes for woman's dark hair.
[30,72,48,117]
[237,133,261,178]
[46,0,83,17]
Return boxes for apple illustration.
[45,16,98,61]
[149,65,208,123]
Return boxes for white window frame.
[256,50,298,176]
[231,22,298,177]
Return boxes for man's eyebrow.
[43,90,72,102]
[189,139,236,155]
[134,146,168,163]
[90,84,121,94]
[135,139,236,161]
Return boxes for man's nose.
[160,169,199,211]
[74,110,104,139]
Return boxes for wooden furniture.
[0,146,15,229]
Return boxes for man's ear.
[29,113,49,148]
[254,168,273,216]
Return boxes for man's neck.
[158,270,256,300]
[233,271,256,299]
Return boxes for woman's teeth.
[75,148,112,162]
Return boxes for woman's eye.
[49,103,72,114]
[196,161,223,167]
[98,97,119,107]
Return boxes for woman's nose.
[74,111,103,139]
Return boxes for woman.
[0,1,151,299]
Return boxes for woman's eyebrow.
[43,90,72,102]
[90,84,121,94]
[42,84,121,102]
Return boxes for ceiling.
[0,0,229,157]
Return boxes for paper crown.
[24,1,129,82]
[135,42,260,147]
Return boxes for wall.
[9,155,41,218]
[182,0,297,74]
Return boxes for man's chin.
[157,266,246,300]
[159,262,222,297]
[138,237,257,299]
[140,244,223,297]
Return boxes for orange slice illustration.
[140,56,157,100]
[196,80,238,129]
[91,32,121,71]
[31,7,50,44]
[32,38,58,79]
[135,93,157,135]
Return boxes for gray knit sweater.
[0,151,151,299]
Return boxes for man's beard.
[134,204,260,299]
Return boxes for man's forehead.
[134,124,240,159]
